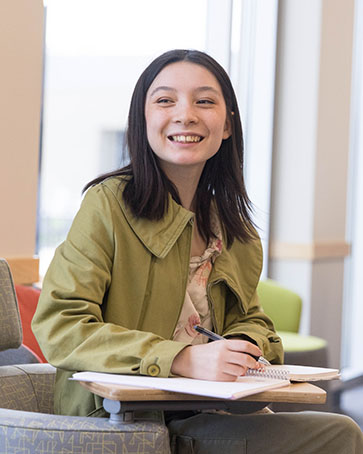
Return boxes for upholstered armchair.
[0,258,170,453]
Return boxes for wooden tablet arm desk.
[78,380,326,423]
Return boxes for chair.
[257,279,328,367]
[0,258,41,365]
[257,279,331,412]
[0,258,171,453]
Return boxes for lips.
[168,134,204,143]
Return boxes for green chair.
[257,279,331,412]
[257,279,328,368]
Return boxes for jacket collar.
[104,178,194,258]
[211,237,262,313]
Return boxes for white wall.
[269,0,355,368]
[343,0,363,369]
[0,0,43,282]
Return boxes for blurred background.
[1,0,362,408]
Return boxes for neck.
[162,164,204,211]
[178,183,198,212]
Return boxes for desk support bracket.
[103,398,135,423]
[103,398,270,424]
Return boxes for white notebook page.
[72,371,290,400]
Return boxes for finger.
[223,351,258,369]
[225,339,262,357]
[256,361,266,370]
[211,341,260,368]
[220,362,248,378]
[214,371,241,382]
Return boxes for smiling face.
[144,61,231,179]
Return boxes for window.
[38,0,278,279]
[230,0,279,276]
[38,0,208,275]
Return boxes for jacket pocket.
[171,435,247,454]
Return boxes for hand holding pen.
[170,325,270,381]
[193,325,271,366]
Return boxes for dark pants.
[167,411,363,454]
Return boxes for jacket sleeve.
[31,185,188,377]
[223,290,284,364]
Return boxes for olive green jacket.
[32,177,283,417]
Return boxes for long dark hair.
[84,49,257,247]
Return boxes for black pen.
[193,325,271,366]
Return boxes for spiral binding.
[246,368,290,380]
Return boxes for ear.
[223,115,232,140]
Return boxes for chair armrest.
[0,408,171,454]
[0,364,55,413]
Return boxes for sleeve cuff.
[140,339,190,377]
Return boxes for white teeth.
[171,135,201,143]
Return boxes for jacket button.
[147,364,160,376]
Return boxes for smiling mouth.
[168,135,203,143]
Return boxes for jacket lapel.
[104,179,194,258]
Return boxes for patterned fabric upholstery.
[0,409,171,454]
[0,258,22,350]
[0,364,55,412]
[17,364,56,413]
[0,364,171,453]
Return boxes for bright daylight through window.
[38,0,208,276]
[38,0,278,280]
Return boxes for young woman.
[32,49,363,453]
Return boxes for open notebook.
[72,365,339,400]
[72,371,289,400]
[246,364,340,381]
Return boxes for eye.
[156,98,174,104]
[196,99,215,105]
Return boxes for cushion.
[278,331,327,352]
[15,285,47,362]
[0,345,41,366]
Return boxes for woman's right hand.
[170,339,263,381]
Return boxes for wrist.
[170,345,191,376]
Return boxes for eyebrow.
[149,85,222,97]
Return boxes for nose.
[173,101,198,125]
